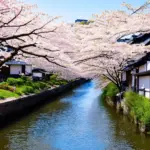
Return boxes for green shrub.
[0,82,15,92]
[0,95,4,99]
[20,86,35,95]
[101,82,119,101]
[0,74,68,99]
[49,74,68,86]
[6,78,16,85]
[59,80,68,85]
[7,78,24,86]
[50,74,58,80]
[32,82,40,89]
[26,81,34,86]
[21,76,30,82]
[34,89,40,94]
[0,89,19,99]
[49,80,57,86]
[125,91,150,125]
[38,82,48,89]
[16,78,24,85]
[15,88,23,96]
[32,82,47,90]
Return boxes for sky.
[25,0,146,23]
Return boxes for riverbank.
[0,74,68,99]
[0,78,88,127]
[101,82,150,134]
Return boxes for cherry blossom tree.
[68,3,150,90]
[2,0,150,83]
[0,0,70,68]
[0,0,84,80]
[122,0,150,15]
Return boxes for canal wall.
[105,96,150,134]
[0,78,88,125]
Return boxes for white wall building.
[5,60,32,76]
[122,52,150,99]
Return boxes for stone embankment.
[0,78,88,126]
[105,96,150,134]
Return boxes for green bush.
[32,82,47,90]
[50,74,58,80]
[49,80,57,86]
[0,74,68,99]
[0,89,19,99]
[59,80,68,85]
[38,82,48,89]
[21,76,30,82]
[32,82,40,89]
[7,78,24,86]
[15,88,23,96]
[26,81,33,86]
[101,82,119,101]
[0,82,15,92]
[7,78,16,85]
[34,89,40,94]
[0,95,4,99]
[49,74,68,86]
[125,91,150,125]
[20,86,35,95]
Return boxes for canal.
[0,81,150,150]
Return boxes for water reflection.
[102,99,150,150]
[0,81,150,150]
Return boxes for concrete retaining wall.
[105,96,150,134]
[0,78,88,125]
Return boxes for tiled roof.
[32,68,50,74]
[5,60,31,65]
[123,52,149,71]
[118,33,150,46]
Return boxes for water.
[0,81,150,150]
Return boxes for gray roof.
[5,60,32,65]
[118,33,150,46]
[123,52,148,71]
[32,67,51,74]
[128,53,146,63]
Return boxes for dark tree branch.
[20,49,66,68]
[131,2,150,15]
[0,7,23,28]
[74,54,113,65]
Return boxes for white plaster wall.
[132,75,135,87]
[147,61,150,71]
[139,91,144,96]
[122,72,126,81]
[10,65,22,75]
[25,65,32,75]
[139,76,150,98]
[33,72,42,78]
[139,76,150,90]
[145,92,150,98]
[139,64,146,73]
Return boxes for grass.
[0,89,19,99]
[101,82,119,102]
[0,74,69,100]
[125,91,150,125]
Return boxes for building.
[122,52,150,98]
[118,32,150,98]
[75,19,88,24]
[32,68,51,81]
[4,60,32,77]
[118,33,150,46]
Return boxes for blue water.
[0,81,150,150]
